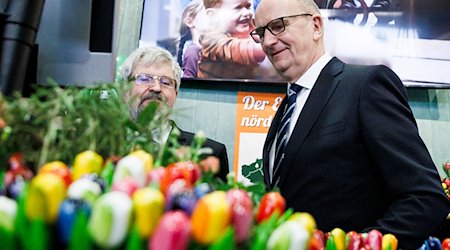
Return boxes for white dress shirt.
[269,53,333,181]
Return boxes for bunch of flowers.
[1,84,449,250]
[1,147,402,250]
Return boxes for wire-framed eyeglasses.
[250,13,312,43]
[132,73,177,89]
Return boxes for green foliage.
[125,227,145,250]
[0,81,167,170]
[250,208,294,250]
[69,210,93,250]
[209,227,235,250]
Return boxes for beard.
[129,92,165,120]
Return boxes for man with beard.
[119,46,229,181]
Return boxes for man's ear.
[312,14,324,40]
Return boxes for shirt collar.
[290,53,333,90]
[152,121,172,145]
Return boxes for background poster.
[140,0,450,86]
[234,91,283,185]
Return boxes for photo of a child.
[178,0,209,78]
[196,0,267,79]
[141,0,450,86]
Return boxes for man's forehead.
[255,0,298,24]
[134,63,171,74]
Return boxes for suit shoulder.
[179,130,225,149]
[203,137,226,149]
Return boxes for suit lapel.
[278,58,345,186]
[169,120,188,145]
[177,129,188,145]
[263,96,287,186]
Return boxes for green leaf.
[126,227,145,250]
[14,183,29,249]
[28,219,48,250]
[0,226,16,250]
[209,227,235,250]
[101,160,116,191]
[249,208,294,250]
[69,211,93,250]
[136,101,159,126]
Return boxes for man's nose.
[147,80,162,92]
[262,30,277,46]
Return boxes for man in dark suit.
[170,121,229,181]
[251,0,450,248]
[119,46,229,181]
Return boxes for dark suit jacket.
[173,124,229,182]
[262,57,450,249]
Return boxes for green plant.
[0,81,166,170]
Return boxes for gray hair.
[119,46,182,91]
[295,0,321,15]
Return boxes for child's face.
[217,0,254,37]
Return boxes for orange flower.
[199,156,220,174]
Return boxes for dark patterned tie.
[272,84,302,186]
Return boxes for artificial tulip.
[149,210,191,250]
[72,150,103,181]
[266,219,309,250]
[346,231,362,250]
[88,191,133,248]
[382,233,398,250]
[165,178,192,212]
[419,236,442,250]
[112,155,146,187]
[67,177,103,205]
[129,149,153,173]
[160,161,201,194]
[0,196,17,232]
[57,198,91,243]
[310,230,326,250]
[226,188,254,242]
[132,187,165,238]
[363,229,382,250]
[326,228,346,250]
[83,173,106,192]
[25,173,66,223]
[39,160,72,187]
[193,182,213,199]
[288,212,317,237]
[0,196,17,250]
[168,190,197,215]
[147,167,167,187]
[111,177,140,196]
[191,191,231,245]
[442,238,450,250]
[256,192,285,223]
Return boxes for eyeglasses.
[250,13,312,43]
[132,73,177,89]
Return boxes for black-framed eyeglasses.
[250,13,312,43]
[132,73,177,89]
